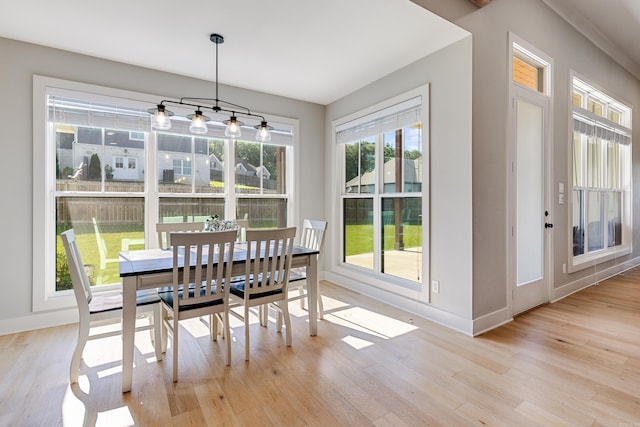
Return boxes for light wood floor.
[1,272,639,426]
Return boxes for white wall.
[324,37,475,334]
[0,37,325,334]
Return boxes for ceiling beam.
[468,0,492,6]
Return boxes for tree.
[88,153,101,180]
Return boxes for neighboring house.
[346,157,422,193]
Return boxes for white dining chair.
[156,221,205,249]
[61,229,163,384]
[229,227,297,361]
[287,219,328,318]
[160,229,237,381]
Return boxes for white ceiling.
[0,0,469,105]
[541,0,640,80]
[2,1,637,105]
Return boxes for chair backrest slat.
[156,222,204,249]
[171,229,236,308]
[299,219,328,251]
[60,229,93,316]
[244,227,296,296]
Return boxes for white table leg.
[307,255,318,336]
[122,275,136,393]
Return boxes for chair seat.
[288,268,306,282]
[88,290,161,314]
[230,278,283,300]
[159,284,224,311]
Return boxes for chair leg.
[172,316,179,382]
[161,306,169,354]
[152,304,163,361]
[317,282,324,320]
[70,320,89,384]
[280,300,292,347]
[223,310,231,366]
[299,287,305,309]
[210,314,218,341]
[244,304,251,361]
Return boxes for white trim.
[567,70,633,273]
[507,32,555,316]
[332,85,429,302]
[324,272,473,336]
[0,307,79,336]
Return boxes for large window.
[337,90,425,290]
[570,75,631,270]
[34,77,296,310]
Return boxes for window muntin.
[570,75,631,266]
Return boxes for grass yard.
[56,230,144,290]
[345,224,422,256]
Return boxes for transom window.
[570,75,632,270]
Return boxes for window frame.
[568,72,633,272]
[33,75,298,312]
[332,86,429,300]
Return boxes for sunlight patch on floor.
[341,334,374,350]
[95,406,135,427]
[326,306,418,339]
[62,384,86,427]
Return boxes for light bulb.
[148,105,173,130]
[188,110,209,135]
[224,115,243,139]
[255,121,272,142]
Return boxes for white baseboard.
[552,256,640,302]
[472,307,512,336]
[324,272,474,336]
[0,308,78,336]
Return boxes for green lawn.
[345,224,422,256]
[56,230,144,290]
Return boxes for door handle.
[545,223,553,228]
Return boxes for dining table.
[118,242,320,393]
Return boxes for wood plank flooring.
[1,271,639,426]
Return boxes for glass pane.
[607,142,620,189]
[235,141,287,195]
[608,109,621,124]
[586,137,602,188]
[195,138,223,193]
[56,126,146,193]
[572,190,584,256]
[512,56,541,92]
[382,127,422,194]
[608,192,622,247]
[572,132,583,187]
[588,97,604,117]
[158,133,193,193]
[587,191,604,252]
[236,198,287,228]
[159,197,224,223]
[56,197,145,290]
[516,99,543,286]
[343,198,374,270]
[572,91,583,108]
[206,139,225,193]
[381,197,422,282]
[344,138,376,194]
[104,129,145,192]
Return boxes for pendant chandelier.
[148,33,272,142]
